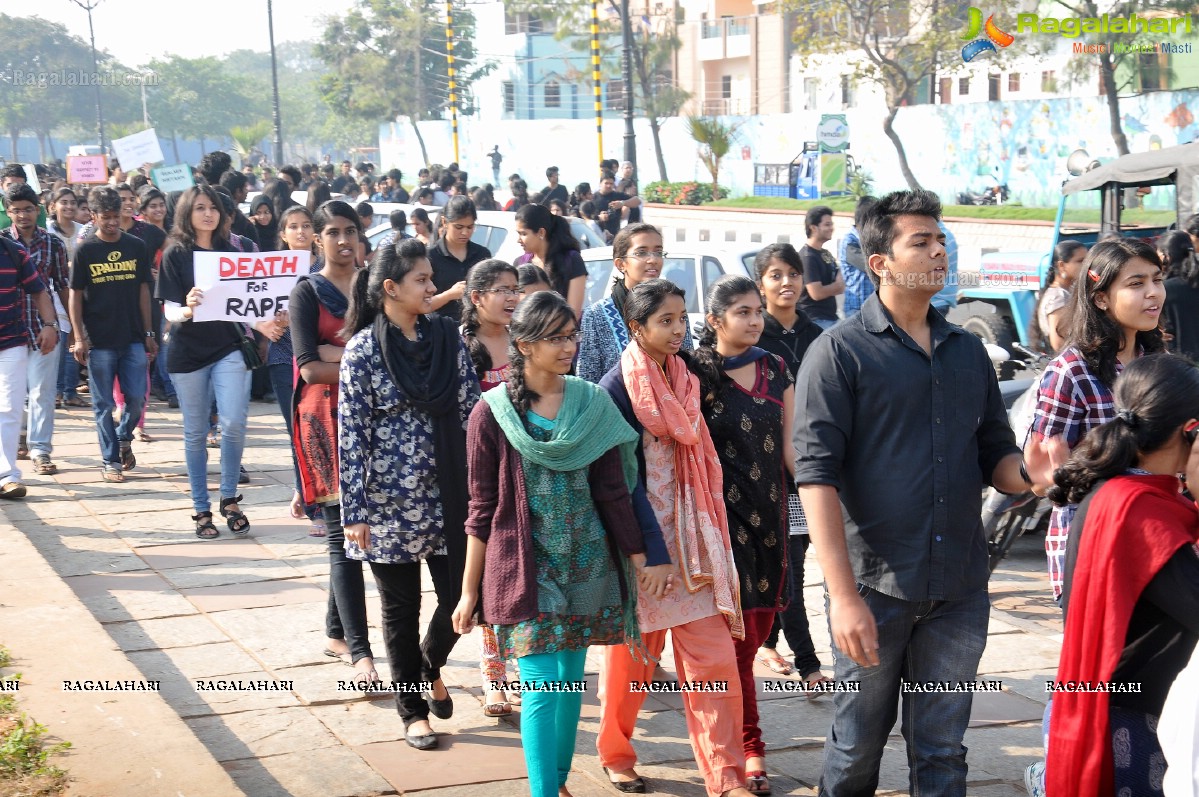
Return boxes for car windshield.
[584,256,700,313]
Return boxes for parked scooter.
[982,343,1053,573]
[957,183,1011,206]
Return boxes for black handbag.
[238,335,264,370]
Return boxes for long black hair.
[691,275,762,405]
[506,290,576,415]
[263,178,297,222]
[625,278,687,333]
[1158,229,1196,280]
[312,200,361,237]
[463,258,519,381]
[1049,353,1199,504]
[167,184,230,250]
[517,263,551,292]
[516,203,581,294]
[1065,238,1165,386]
[1029,239,1087,353]
[306,181,333,215]
[343,238,429,338]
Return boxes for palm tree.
[230,121,273,164]
[686,115,740,202]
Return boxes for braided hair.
[462,258,519,381]
[507,291,575,416]
[691,275,762,406]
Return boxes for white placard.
[151,164,195,192]
[111,128,165,171]
[191,249,309,323]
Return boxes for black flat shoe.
[425,688,453,720]
[405,730,438,750]
[603,767,646,793]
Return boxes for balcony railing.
[702,21,723,38]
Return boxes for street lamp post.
[620,0,637,170]
[267,0,285,165]
[70,0,107,155]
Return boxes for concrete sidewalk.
[0,396,1058,796]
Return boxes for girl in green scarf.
[453,291,671,797]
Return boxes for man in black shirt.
[797,205,843,329]
[593,172,641,238]
[69,187,157,482]
[793,190,1034,796]
[539,166,568,205]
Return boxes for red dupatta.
[1047,474,1198,796]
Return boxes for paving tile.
[185,706,340,760]
[127,642,265,681]
[274,662,367,706]
[978,632,1061,675]
[355,730,527,791]
[968,688,1045,727]
[65,571,199,623]
[157,560,303,590]
[158,670,304,718]
[206,602,333,669]
[181,577,327,612]
[309,697,411,746]
[15,534,147,580]
[221,745,393,797]
[137,538,277,569]
[105,614,229,652]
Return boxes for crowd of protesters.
[5,147,1199,797]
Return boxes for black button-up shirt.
[792,294,1018,601]
[428,237,492,322]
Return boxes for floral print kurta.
[337,323,480,564]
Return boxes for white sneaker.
[1023,761,1045,797]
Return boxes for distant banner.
[191,250,309,323]
[111,128,165,171]
[67,155,108,184]
[151,164,195,192]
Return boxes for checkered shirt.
[1,226,67,340]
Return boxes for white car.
[365,206,606,263]
[581,247,760,332]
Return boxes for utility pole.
[620,0,637,170]
[267,0,285,165]
[70,0,107,155]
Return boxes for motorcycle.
[956,183,1011,206]
[982,343,1053,574]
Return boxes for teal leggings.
[517,647,588,797]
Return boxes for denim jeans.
[321,503,372,664]
[154,317,175,398]
[368,555,461,726]
[87,344,148,467]
[57,333,79,399]
[820,585,989,797]
[170,350,251,513]
[26,333,60,457]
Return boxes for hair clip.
[1116,409,1138,427]
[1087,269,1101,282]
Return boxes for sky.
[27,0,334,67]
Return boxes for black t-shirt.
[594,191,632,236]
[71,232,152,349]
[798,244,838,322]
[393,186,410,204]
[1164,276,1199,361]
[542,249,588,299]
[156,242,246,373]
[540,185,568,204]
[428,237,492,322]
[128,223,167,263]
[617,178,641,223]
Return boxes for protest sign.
[191,250,309,323]
[111,128,165,171]
[67,155,108,183]
[151,164,195,192]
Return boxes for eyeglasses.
[536,331,581,346]
[626,249,666,261]
[7,207,37,215]
[483,287,520,297]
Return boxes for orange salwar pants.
[597,614,745,797]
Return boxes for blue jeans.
[820,585,989,797]
[26,334,61,457]
[518,648,587,797]
[57,333,80,399]
[87,344,148,467]
[170,350,251,513]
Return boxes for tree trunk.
[649,118,668,183]
[170,131,180,164]
[9,129,19,162]
[1097,50,1129,156]
[36,131,47,163]
[47,135,57,160]
[882,104,923,191]
[199,137,206,156]
[411,119,430,168]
